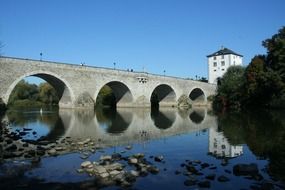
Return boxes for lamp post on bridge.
[113,62,116,69]
[163,70,166,76]
[40,53,43,61]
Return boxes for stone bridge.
[0,57,216,108]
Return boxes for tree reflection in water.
[218,110,285,181]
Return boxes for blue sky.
[0,0,284,83]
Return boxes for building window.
[213,62,217,67]
[214,69,217,72]
[221,55,224,59]
[221,61,225,66]
[213,56,216,60]
[222,69,225,71]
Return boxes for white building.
[207,47,243,84]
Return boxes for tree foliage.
[8,80,59,107]
[95,85,116,107]
[213,66,245,110]
[213,26,285,111]
[38,82,59,104]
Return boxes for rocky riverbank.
[1,119,101,161]
[77,153,163,188]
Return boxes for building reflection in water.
[208,126,243,159]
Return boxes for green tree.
[38,83,59,105]
[263,26,285,79]
[213,27,285,111]
[8,80,59,107]
[262,27,285,107]
[213,66,245,110]
[8,80,39,105]
[95,85,116,107]
[245,55,283,107]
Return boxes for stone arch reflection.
[189,108,206,124]
[151,108,176,130]
[6,108,65,141]
[96,108,133,134]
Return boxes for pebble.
[128,158,138,164]
[100,155,112,161]
[206,174,216,180]
[55,146,65,151]
[110,170,121,176]
[94,165,107,174]
[81,161,92,168]
[125,145,132,150]
[184,179,197,186]
[47,149,57,155]
[154,155,164,162]
[130,170,139,177]
[100,172,110,178]
[218,175,230,182]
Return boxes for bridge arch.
[5,71,75,108]
[150,84,177,108]
[189,87,206,106]
[95,81,133,108]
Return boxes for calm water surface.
[1,107,285,190]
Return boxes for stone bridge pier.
[0,57,216,109]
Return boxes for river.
[0,107,284,190]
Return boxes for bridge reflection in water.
[58,107,216,147]
[6,107,243,159]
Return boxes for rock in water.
[205,174,216,180]
[81,161,92,168]
[184,179,197,186]
[233,163,259,176]
[217,175,230,182]
[154,155,164,162]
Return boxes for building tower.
[207,47,243,84]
